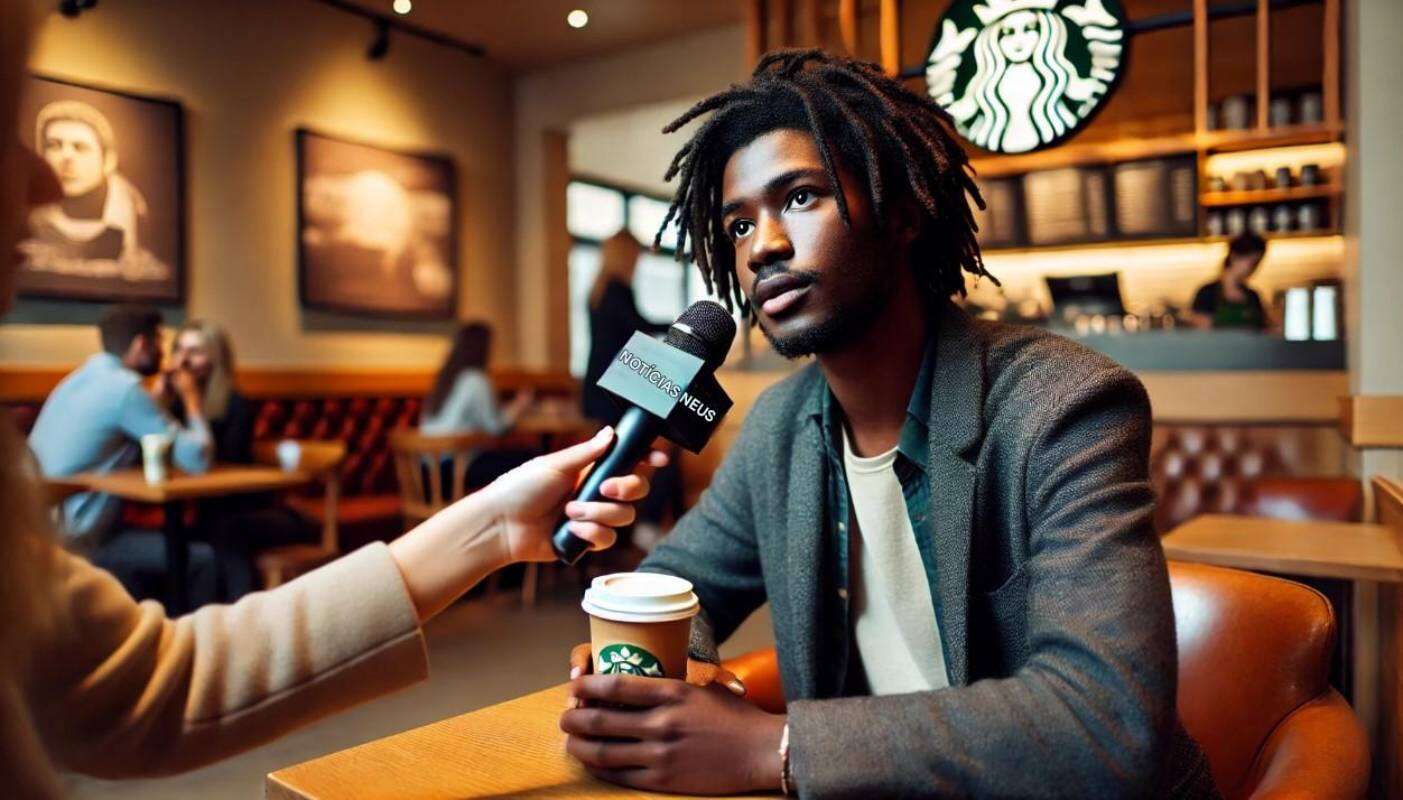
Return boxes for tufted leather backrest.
[1170,561,1335,796]
[1150,424,1349,532]
[251,396,420,496]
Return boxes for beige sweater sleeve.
[24,542,428,778]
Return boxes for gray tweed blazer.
[641,303,1218,798]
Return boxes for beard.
[757,270,893,359]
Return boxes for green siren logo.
[598,644,666,678]
[925,0,1127,154]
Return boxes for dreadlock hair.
[655,49,997,316]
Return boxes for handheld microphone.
[551,300,736,564]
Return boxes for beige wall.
[0,0,516,370]
[512,24,746,369]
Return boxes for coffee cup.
[582,572,699,681]
[275,439,301,472]
[140,432,173,485]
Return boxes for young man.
[29,305,213,593]
[561,51,1217,798]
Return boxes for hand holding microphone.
[551,300,737,564]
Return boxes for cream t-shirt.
[843,432,950,695]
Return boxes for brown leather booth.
[1150,423,1355,533]
[723,562,1369,798]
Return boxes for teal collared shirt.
[805,337,945,690]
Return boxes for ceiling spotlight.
[567,9,589,29]
[58,0,98,17]
[367,18,391,60]
[392,0,411,14]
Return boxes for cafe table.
[1162,513,1403,796]
[46,465,313,612]
[267,683,776,799]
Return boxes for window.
[567,179,694,377]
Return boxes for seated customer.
[420,322,534,487]
[168,320,311,598]
[28,305,216,600]
[560,52,1216,798]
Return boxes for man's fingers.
[583,766,657,791]
[560,706,661,741]
[569,643,593,680]
[566,499,637,528]
[646,449,670,468]
[714,667,747,697]
[570,674,684,708]
[566,735,663,769]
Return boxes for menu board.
[972,177,1023,247]
[1111,157,1198,237]
[1022,167,1111,245]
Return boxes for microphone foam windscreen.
[664,300,737,371]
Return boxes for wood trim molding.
[1139,370,1347,423]
[0,365,578,403]
[1340,395,1403,447]
[1374,476,1403,528]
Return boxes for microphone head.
[664,300,736,371]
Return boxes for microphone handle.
[551,406,664,564]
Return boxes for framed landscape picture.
[17,76,185,303]
[296,129,457,318]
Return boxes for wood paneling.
[1139,370,1347,423]
[1340,396,1403,448]
[0,365,578,403]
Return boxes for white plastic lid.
[581,572,700,623]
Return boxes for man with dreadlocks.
[561,51,1217,798]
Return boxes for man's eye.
[787,189,816,210]
[729,220,753,239]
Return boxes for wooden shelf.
[969,125,1343,180]
[981,233,1341,256]
[1200,185,1341,206]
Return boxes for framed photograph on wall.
[296,129,457,319]
[17,76,185,303]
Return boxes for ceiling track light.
[366,18,391,60]
[57,0,98,17]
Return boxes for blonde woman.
[167,320,249,461]
[0,9,663,795]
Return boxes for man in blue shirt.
[30,305,213,596]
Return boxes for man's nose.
[746,215,794,274]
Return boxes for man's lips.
[752,272,814,318]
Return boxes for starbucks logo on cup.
[599,644,666,678]
[925,0,1127,154]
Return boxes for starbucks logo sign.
[598,644,666,678]
[925,0,1128,153]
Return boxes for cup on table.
[275,439,301,472]
[582,572,699,682]
[140,433,173,485]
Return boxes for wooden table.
[48,465,313,612]
[267,684,775,800]
[1163,513,1403,797]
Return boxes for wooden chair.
[251,439,347,588]
[389,429,544,605]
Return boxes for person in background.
[420,321,536,487]
[27,305,218,599]
[167,320,312,599]
[581,230,670,425]
[0,10,663,793]
[1188,232,1269,330]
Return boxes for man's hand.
[567,642,747,696]
[561,675,786,795]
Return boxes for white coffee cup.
[582,572,699,680]
[140,433,173,485]
[275,439,301,472]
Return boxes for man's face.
[42,119,106,198]
[720,129,896,359]
[126,331,162,377]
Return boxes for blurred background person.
[1188,232,1269,330]
[167,320,313,599]
[581,230,670,424]
[420,321,536,487]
